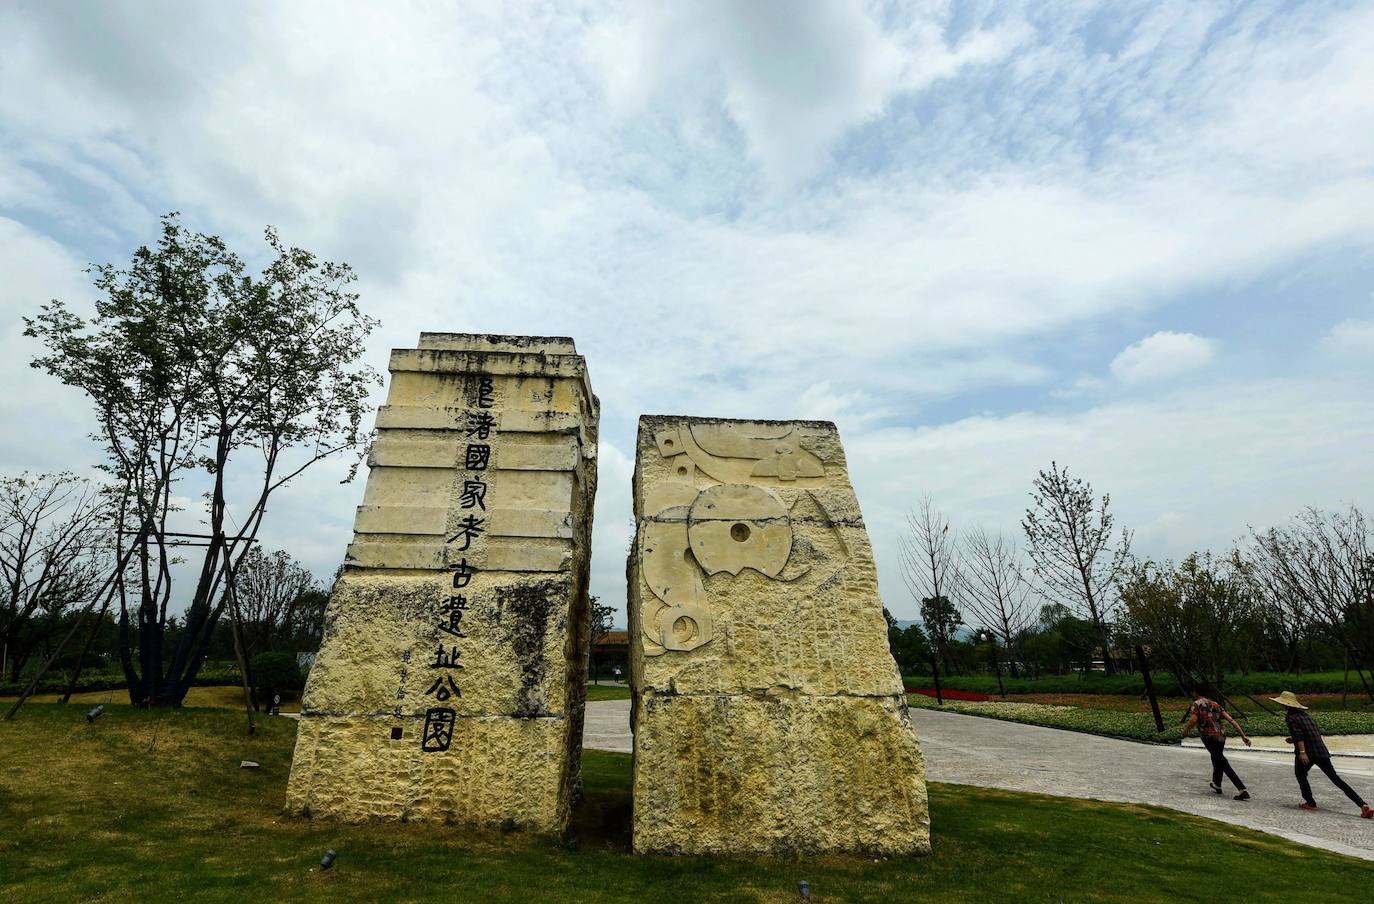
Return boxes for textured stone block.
[286,334,598,836]
[627,416,929,855]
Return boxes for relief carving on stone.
[640,422,850,656]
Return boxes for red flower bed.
[906,687,990,702]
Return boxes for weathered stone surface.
[628,416,929,855]
[286,333,598,835]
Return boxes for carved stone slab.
[286,334,598,835]
[628,416,930,855]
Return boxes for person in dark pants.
[1180,686,1252,801]
[1272,690,1374,818]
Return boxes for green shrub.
[1,662,247,697]
[902,670,1372,698]
[248,652,302,694]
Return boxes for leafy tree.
[1021,603,1098,676]
[248,650,303,709]
[588,595,614,683]
[1120,552,1258,696]
[25,214,380,711]
[919,595,963,674]
[1022,462,1130,674]
[286,587,330,651]
[888,620,933,676]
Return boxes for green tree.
[25,214,380,713]
[248,650,303,709]
[920,595,963,674]
[286,587,330,651]
[1021,603,1098,676]
[588,595,614,683]
[888,621,933,676]
[1120,552,1258,697]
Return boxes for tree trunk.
[1094,618,1116,675]
[1344,648,1350,709]
[62,601,111,704]
[1136,646,1164,733]
[226,584,256,736]
[992,644,1005,698]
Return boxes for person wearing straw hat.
[1271,690,1374,818]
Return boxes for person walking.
[1272,690,1374,818]
[1181,686,1252,801]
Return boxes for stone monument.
[286,333,598,834]
[627,416,929,855]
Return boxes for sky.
[2,1,1372,626]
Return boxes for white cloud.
[583,1,1024,182]
[1110,331,1217,384]
[851,376,1374,616]
[1,1,1373,616]
[1321,318,1374,359]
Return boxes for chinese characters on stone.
[420,374,496,753]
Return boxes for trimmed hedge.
[0,664,245,697]
[902,671,1373,698]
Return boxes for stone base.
[286,713,574,832]
[631,692,930,855]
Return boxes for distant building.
[591,629,628,679]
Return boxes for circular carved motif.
[687,484,791,577]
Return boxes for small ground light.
[85,705,103,723]
[320,850,337,870]
[798,880,811,900]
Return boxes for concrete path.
[580,700,1374,860]
[913,708,1374,861]
[584,698,632,753]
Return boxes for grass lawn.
[1,704,1371,902]
[1010,692,1374,715]
[585,683,632,702]
[1,685,302,712]
[907,694,1374,743]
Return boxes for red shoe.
[1361,806,1373,819]
[1298,803,1319,811]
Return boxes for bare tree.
[0,473,112,682]
[960,527,1034,674]
[233,545,319,661]
[1247,527,1315,672]
[1250,506,1374,699]
[1021,462,1130,674]
[900,495,963,673]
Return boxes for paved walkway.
[580,700,1374,860]
[913,708,1374,861]
[584,699,632,753]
